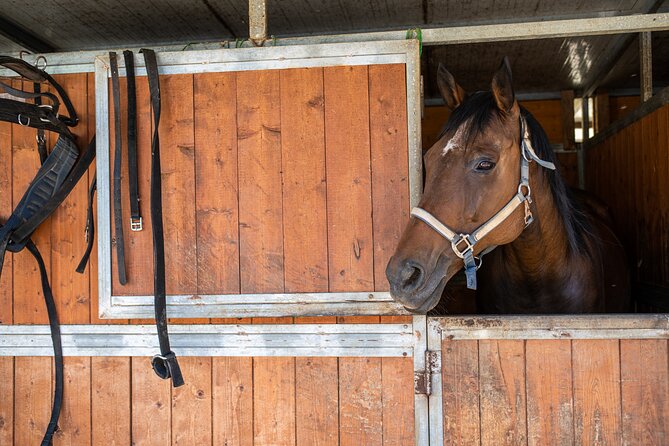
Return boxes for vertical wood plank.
[12,79,50,324]
[236,69,284,294]
[621,339,669,445]
[14,357,51,445]
[194,72,240,296]
[51,73,90,324]
[0,117,11,324]
[279,67,338,446]
[112,74,154,297]
[212,357,253,446]
[381,357,415,446]
[657,106,669,282]
[340,357,383,446]
[526,340,574,446]
[0,357,13,445]
[132,356,171,445]
[159,74,197,295]
[172,357,212,445]
[54,357,91,446]
[572,340,622,445]
[324,65,374,294]
[369,64,409,293]
[254,356,297,446]
[442,339,480,446]
[324,65,382,444]
[478,340,527,446]
[91,357,131,445]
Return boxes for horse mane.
[438,91,591,254]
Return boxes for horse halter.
[411,115,556,290]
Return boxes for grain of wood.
[53,357,91,445]
[131,356,171,445]
[159,74,197,295]
[381,357,415,445]
[171,357,212,445]
[0,357,13,445]
[212,357,253,446]
[91,357,131,445]
[340,357,383,446]
[621,339,669,445]
[572,339,622,445]
[50,73,90,324]
[14,357,51,445]
[478,340,527,446]
[12,79,50,324]
[194,71,240,296]
[237,69,284,295]
[0,117,11,325]
[441,339,480,446]
[525,340,574,446]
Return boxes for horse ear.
[437,63,466,111]
[491,56,516,113]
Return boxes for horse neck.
[499,165,577,281]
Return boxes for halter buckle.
[451,234,475,259]
[130,217,143,231]
[524,200,534,226]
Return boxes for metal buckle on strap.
[130,217,143,231]
[38,104,58,123]
[451,234,475,259]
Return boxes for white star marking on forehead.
[441,120,468,156]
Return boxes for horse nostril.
[399,262,424,293]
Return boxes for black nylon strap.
[141,48,184,387]
[110,52,127,285]
[33,82,48,164]
[0,98,72,137]
[124,50,141,230]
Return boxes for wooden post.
[579,96,589,189]
[640,32,653,102]
[560,90,576,151]
[249,0,267,44]
[594,91,610,133]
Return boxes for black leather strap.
[141,48,184,388]
[26,241,64,446]
[76,173,97,274]
[123,50,142,231]
[110,52,127,285]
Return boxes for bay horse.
[386,57,630,314]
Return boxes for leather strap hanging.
[123,50,142,232]
[141,48,184,388]
[109,52,127,284]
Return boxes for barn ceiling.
[0,0,667,95]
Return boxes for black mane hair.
[437,91,591,254]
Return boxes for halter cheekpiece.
[411,116,556,290]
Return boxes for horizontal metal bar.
[103,292,408,318]
[0,324,414,357]
[430,314,669,340]
[3,13,668,76]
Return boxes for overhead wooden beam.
[0,15,55,53]
[249,0,267,44]
[640,32,653,102]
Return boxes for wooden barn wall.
[441,338,669,445]
[0,68,415,445]
[423,100,579,188]
[586,104,669,290]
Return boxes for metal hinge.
[414,350,441,396]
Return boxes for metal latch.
[414,350,441,396]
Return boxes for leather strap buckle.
[151,351,185,387]
[451,234,475,259]
[130,217,143,231]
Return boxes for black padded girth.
[141,48,184,388]
[0,55,96,445]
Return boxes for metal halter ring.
[35,55,48,71]
[17,114,30,126]
[518,182,531,198]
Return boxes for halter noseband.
[411,116,556,290]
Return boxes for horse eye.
[475,160,496,171]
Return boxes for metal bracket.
[414,350,441,395]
